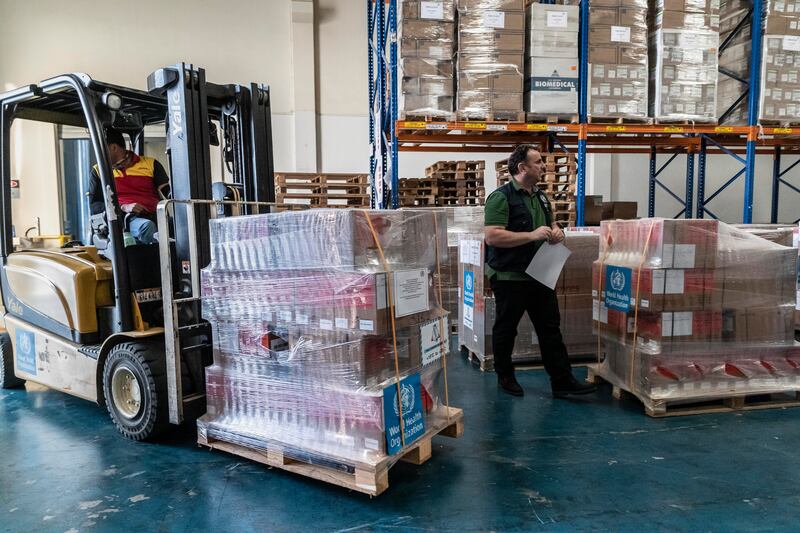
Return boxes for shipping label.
[393,269,430,317]
[383,373,425,455]
[546,10,569,28]
[420,1,444,19]
[610,26,631,43]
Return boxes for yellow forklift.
[0,64,274,439]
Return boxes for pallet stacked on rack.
[495,153,577,226]
[275,173,370,211]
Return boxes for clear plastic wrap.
[198,209,454,471]
[456,0,525,120]
[592,218,800,410]
[407,207,484,322]
[458,229,600,367]
[588,1,649,120]
[525,3,579,115]
[649,2,719,123]
[718,0,800,123]
[399,1,457,119]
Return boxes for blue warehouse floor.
[3,352,800,532]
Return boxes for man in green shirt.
[485,144,596,398]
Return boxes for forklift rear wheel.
[0,332,24,389]
[103,341,168,441]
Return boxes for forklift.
[0,63,275,440]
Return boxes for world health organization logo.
[18,332,32,354]
[610,268,626,292]
[465,274,473,292]
[392,382,415,417]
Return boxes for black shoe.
[552,375,597,399]
[498,373,524,397]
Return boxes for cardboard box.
[655,0,720,14]
[457,0,525,11]
[400,38,455,59]
[458,52,524,73]
[402,0,457,21]
[401,57,454,77]
[400,94,454,116]
[589,25,649,47]
[528,30,579,58]
[527,3,580,31]
[460,71,523,92]
[403,76,455,96]
[459,29,525,52]
[459,10,525,31]
[401,19,455,40]
[653,10,720,30]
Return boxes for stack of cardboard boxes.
[458,229,600,370]
[399,0,457,119]
[649,0,719,122]
[198,210,454,471]
[588,0,650,120]
[718,0,800,123]
[456,0,526,121]
[593,219,799,411]
[524,3,580,118]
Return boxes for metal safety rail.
[372,0,800,224]
[156,198,274,424]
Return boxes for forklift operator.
[88,128,169,244]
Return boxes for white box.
[527,30,579,58]
[525,58,578,114]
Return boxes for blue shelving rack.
[377,0,800,223]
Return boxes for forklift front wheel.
[0,332,24,389]
[103,341,168,441]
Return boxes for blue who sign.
[463,271,474,306]
[15,328,36,375]
[383,373,425,455]
[605,266,632,312]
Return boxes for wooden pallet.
[439,197,484,206]
[456,111,526,122]
[276,173,368,185]
[399,195,438,207]
[525,113,580,124]
[197,407,464,496]
[276,192,370,208]
[587,116,654,125]
[425,169,485,180]
[587,366,800,418]
[426,160,485,173]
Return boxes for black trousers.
[490,278,573,382]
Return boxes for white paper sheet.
[525,241,571,290]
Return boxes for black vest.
[486,181,553,273]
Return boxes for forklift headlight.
[103,92,123,110]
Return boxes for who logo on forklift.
[0,64,275,440]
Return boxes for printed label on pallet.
[15,328,36,375]
[394,269,430,317]
[421,319,449,366]
[383,373,425,455]
[463,270,475,329]
[605,266,632,312]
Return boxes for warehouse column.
[291,0,319,172]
